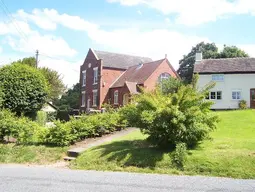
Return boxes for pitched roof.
[93,50,153,69]
[125,81,139,94]
[194,57,255,73]
[111,59,165,88]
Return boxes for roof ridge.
[126,58,165,69]
[203,57,255,61]
[94,50,151,59]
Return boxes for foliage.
[171,143,187,170]
[122,76,218,148]
[45,112,126,146]
[47,111,57,122]
[0,64,48,116]
[178,42,249,83]
[36,111,47,126]
[56,110,70,121]
[39,67,66,101]
[239,100,247,109]
[12,57,37,68]
[0,86,4,108]
[54,83,80,111]
[159,77,184,94]
[0,109,43,144]
[219,45,249,58]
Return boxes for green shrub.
[122,76,218,148]
[0,63,48,116]
[36,111,47,126]
[47,111,57,122]
[171,143,187,170]
[239,100,247,109]
[0,109,43,144]
[45,121,74,146]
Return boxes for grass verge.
[0,144,67,164]
[71,110,255,179]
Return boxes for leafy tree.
[40,67,66,101]
[178,42,249,83]
[0,63,48,116]
[219,45,249,58]
[121,75,218,148]
[12,57,66,101]
[12,57,36,68]
[54,83,80,111]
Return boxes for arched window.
[158,73,171,82]
[114,90,119,104]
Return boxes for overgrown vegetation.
[239,100,247,109]
[0,108,126,146]
[120,76,218,148]
[72,110,255,179]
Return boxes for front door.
[87,98,91,110]
[250,89,255,109]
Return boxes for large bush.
[0,63,48,115]
[0,109,43,144]
[121,77,218,148]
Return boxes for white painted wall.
[197,74,255,109]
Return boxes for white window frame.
[212,74,224,81]
[93,67,98,84]
[81,91,86,107]
[158,73,171,82]
[92,90,98,107]
[207,91,222,100]
[114,90,119,104]
[82,70,86,87]
[232,90,241,100]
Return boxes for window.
[114,90,118,104]
[82,70,86,86]
[81,91,85,107]
[207,91,222,100]
[92,90,98,106]
[158,73,171,82]
[93,67,98,84]
[232,91,241,100]
[212,74,224,81]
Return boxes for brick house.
[80,48,178,112]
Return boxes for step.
[63,156,76,161]
[67,148,86,158]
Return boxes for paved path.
[0,165,254,192]
[66,128,137,159]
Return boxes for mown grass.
[71,110,255,179]
[0,144,67,164]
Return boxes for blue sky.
[1,0,255,86]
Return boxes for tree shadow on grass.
[91,139,170,169]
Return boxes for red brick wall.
[101,67,125,107]
[144,59,177,91]
[80,49,102,111]
[108,86,130,107]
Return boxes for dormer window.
[114,90,119,104]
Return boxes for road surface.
[0,165,254,192]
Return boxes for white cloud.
[38,57,82,87]
[6,34,77,57]
[107,0,255,26]
[16,9,98,31]
[165,18,171,24]
[87,28,209,69]
[238,44,255,57]
[137,10,142,15]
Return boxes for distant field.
[72,110,255,179]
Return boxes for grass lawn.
[71,110,255,179]
[0,144,67,164]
